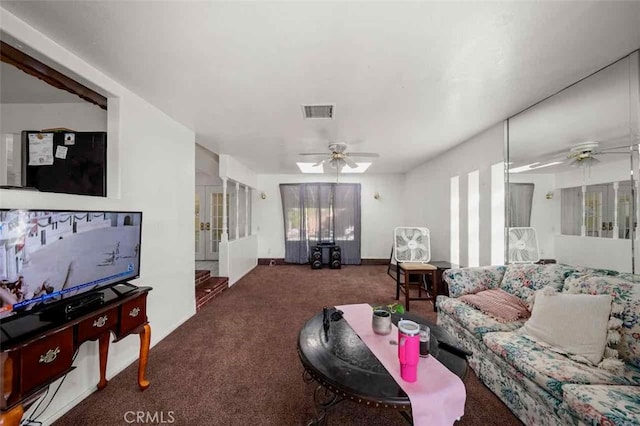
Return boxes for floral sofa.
[437,263,640,426]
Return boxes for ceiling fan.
[299,143,380,172]
[566,141,629,167]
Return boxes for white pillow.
[523,291,612,365]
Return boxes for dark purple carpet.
[55,265,522,425]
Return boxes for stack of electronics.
[309,243,341,270]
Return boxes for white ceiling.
[0,61,85,103]
[2,1,640,174]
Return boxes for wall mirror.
[507,51,640,272]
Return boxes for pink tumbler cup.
[398,320,421,382]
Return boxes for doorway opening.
[195,185,227,275]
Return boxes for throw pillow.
[444,265,507,298]
[459,289,530,323]
[564,275,640,368]
[522,289,612,365]
[500,263,576,306]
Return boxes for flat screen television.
[0,209,142,319]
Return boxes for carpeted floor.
[55,265,522,425]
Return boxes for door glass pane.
[207,192,218,253]
[195,192,200,252]
[618,181,633,239]
[229,184,238,240]
[248,189,252,235]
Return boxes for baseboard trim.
[229,264,258,286]
[257,258,287,265]
[257,258,389,266]
[360,259,390,265]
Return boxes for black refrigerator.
[21,130,107,197]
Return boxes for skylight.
[509,161,563,174]
[296,162,324,173]
[340,162,372,173]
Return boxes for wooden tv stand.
[0,284,152,426]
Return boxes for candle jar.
[372,309,392,335]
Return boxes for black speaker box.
[330,246,341,269]
[311,246,323,269]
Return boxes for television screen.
[0,209,142,319]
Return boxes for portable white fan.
[393,227,431,263]
[508,227,540,263]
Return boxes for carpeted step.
[195,276,229,311]
[195,270,211,287]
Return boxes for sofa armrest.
[443,266,507,298]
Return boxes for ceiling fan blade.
[299,153,330,156]
[346,152,380,158]
[343,156,358,168]
[312,159,326,167]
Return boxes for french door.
[195,186,226,260]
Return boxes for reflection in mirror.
[560,181,634,239]
[507,52,639,272]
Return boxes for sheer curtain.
[334,184,361,264]
[280,183,361,264]
[508,183,535,227]
[280,184,306,263]
[561,187,583,236]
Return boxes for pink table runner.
[336,303,466,426]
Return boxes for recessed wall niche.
[0,39,108,196]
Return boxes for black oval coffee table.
[297,308,469,425]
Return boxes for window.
[450,176,460,265]
[561,180,633,239]
[280,183,361,264]
[228,183,237,241]
[491,162,505,265]
[238,185,247,238]
[468,170,480,267]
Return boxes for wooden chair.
[388,246,436,311]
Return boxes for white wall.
[217,154,258,283]
[509,173,558,259]
[555,235,632,272]
[404,122,504,266]
[195,143,222,186]
[221,234,258,285]
[219,154,257,189]
[0,8,195,425]
[0,102,107,134]
[254,173,405,260]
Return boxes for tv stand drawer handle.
[93,315,108,328]
[129,307,141,318]
[39,347,61,364]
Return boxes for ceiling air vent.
[302,104,334,119]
